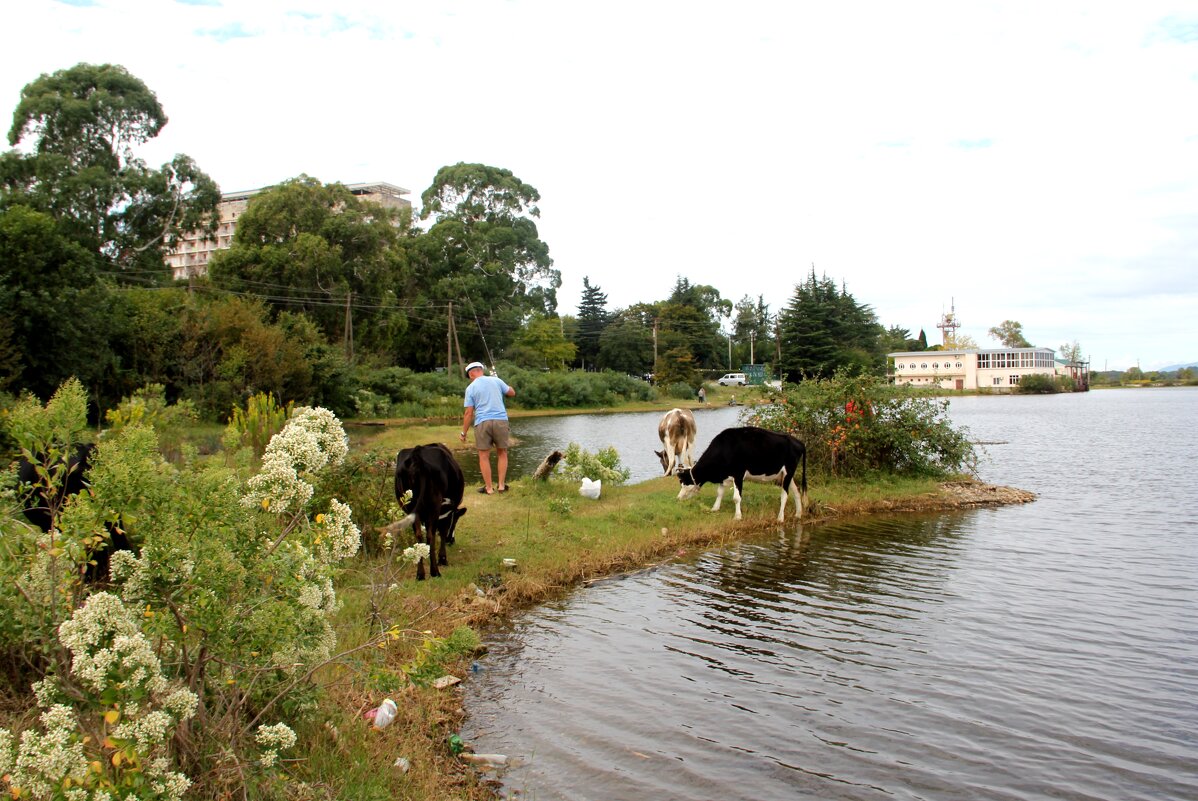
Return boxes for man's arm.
[460,406,475,441]
[505,386,516,398]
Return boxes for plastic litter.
[393,756,411,773]
[460,753,520,770]
[432,675,461,690]
[365,698,398,730]
[579,477,602,500]
[502,557,517,569]
[448,734,464,755]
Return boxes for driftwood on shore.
[532,450,564,481]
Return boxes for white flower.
[401,543,431,566]
[242,407,350,518]
[257,721,297,766]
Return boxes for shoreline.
[336,469,1035,799]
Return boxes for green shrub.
[1,382,378,798]
[745,371,977,477]
[1015,374,1074,394]
[557,442,632,484]
[664,381,696,400]
[225,391,293,457]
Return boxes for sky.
[4,1,1198,371]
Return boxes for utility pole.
[749,330,756,364]
[447,302,454,374]
[728,334,733,370]
[652,318,659,372]
[343,291,354,363]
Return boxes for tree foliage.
[208,176,410,355]
[0,63,219,277]
[777,270,884,380]
[575,277,609,370]
[746,371,978,477]
[402,163,560,368]
[988,319,1033,348]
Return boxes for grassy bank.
[294,421,1033,800]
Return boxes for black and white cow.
[394,444,467,580]
[676,426,808,522]
[655,408,697,475]
[16,442,134,581]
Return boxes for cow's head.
[675,466,701,500]
[654,449,670,474]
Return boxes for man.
[460,361,516,494]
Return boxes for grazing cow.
[655,408,697,475]
[394,444,467,580]
[16,443,133,581]
[676,426,808,522]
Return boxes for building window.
[993,377,1003,385]
[1010,375,1020,385]
[956,362,962,368]
[921,363,927,369]
[932,362,939,369]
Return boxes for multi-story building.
[889,347,1070,391]
[166,181,411,280]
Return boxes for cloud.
[196,21,256,41]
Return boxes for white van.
[718,372,747,386]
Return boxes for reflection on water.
[463,390,1198,801]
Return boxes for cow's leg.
[436,519,450,567]
[414,521,426,581]
[713,479,731,512]
[428,521,441,579]
[664,435,676,475]
[732,478,744,520]
[777,476,791,522]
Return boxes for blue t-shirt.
[464,375,511,424]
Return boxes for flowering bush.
[1,386,372,799]
[745,371,978,477]
[556,443,631,485]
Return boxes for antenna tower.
[937,299,961,346]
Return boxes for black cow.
[394,444,467,580]
[16,442,133,581]
[676,426,808,522]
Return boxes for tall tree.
[208,176,410,357]
[658,276,731,369]
[988,320,1033,348]
[575,277,609,370]
[508,314,576,370]
[405,163,560,368]
[0,205,114,400]
[1058,340,1084,363]
[777,270,883,380]
[0,63,219,278]
[598,308,654,374]
[732,295,773,366]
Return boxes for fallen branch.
[532,450,563,481]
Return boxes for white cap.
[465,361,485,374]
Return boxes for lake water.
[462,389,1198,801]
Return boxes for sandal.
[497,486,508,493]
[477,487,493,495]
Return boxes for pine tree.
[575,277,609,370]
[778,270,883,380]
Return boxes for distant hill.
[1157,362,1198,372]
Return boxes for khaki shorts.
[475,419,511,450]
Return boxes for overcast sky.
[5,1,1198,370]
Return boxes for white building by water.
[889,347,1065,391]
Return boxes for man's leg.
[496,447,508,491]
[477,448,494,493]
